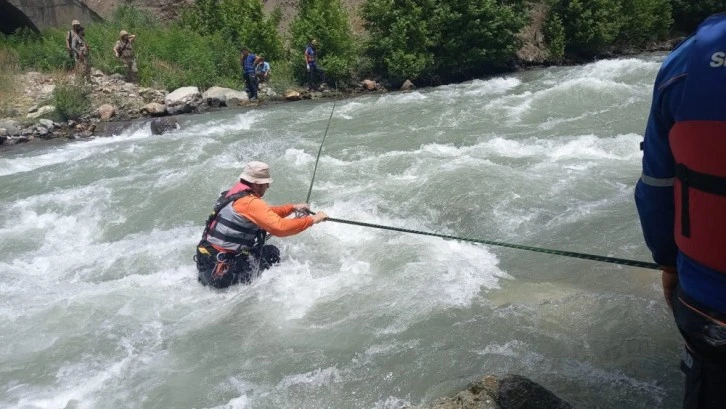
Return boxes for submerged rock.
[150,117,179,135]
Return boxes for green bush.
[617,0,672,46]
[363,0,527,84]
[290,0,358,86]
[544,11,566,63]
[363,0,435,82]
[53,77,91,120]
[551,0,623,56]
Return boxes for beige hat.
[239,161,272,184]
[72,20,81,26]
[119,30,129,38]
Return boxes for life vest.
[201,183,266,253]
[669,14,726,273]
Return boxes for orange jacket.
[232,195,313,237]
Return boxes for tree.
[291,0,357,85]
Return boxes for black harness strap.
[676,163,726,237]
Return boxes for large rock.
[401,79,416,91]
[284,90,302,101]
[497,375,572,409]
[362,79,377,91]
[38,118,55,128]
[203,86,230,107]
[26,105,55,119]
[225,90,249,106]
[150,117,179,135]
[98,104,116,121]
[165,86,203,115]
[143,102,167,116]
[0,119,21,136]
[411,375,571,409]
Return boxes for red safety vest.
[669,121,726,272]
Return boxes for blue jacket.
[242,53,257,74]
[635,14,726,312]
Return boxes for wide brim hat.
[119,30,129,38]
[239,161,272,184]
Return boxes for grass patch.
[53,77,91,120]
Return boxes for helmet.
[119,30,129,38]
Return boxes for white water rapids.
[1,55,682,409]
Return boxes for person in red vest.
[195,161,328,288]
[635,14,726,409]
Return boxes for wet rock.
[497,375,572,409]
[165,86,203,115]
[225,90,249,106]
[284,90,302,101]
[36,126,50,137]
[143,102,167,116]
[38,118,55,128]
[26,105,55,119]
[362,79,377,91]
[401,79,416,91]
[150,117,179,135]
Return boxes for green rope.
[305,102,336,204]
[301,101,657,271]
[313,214,659,270]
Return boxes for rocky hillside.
[82,0,367,31]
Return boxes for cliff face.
[83,0,191,21]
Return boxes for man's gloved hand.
[306,64,311,72]
[312,211,328,224]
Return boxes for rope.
[301,101,657,271]
[313,214,659,270]
[305,102,336,204]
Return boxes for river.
[0,54,681,409]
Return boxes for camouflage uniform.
[114,33,137,83]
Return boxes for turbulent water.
[0,55,682,409]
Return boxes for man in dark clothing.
[635,14,726,409]
[304,39,325,90]
[240,47,262,100]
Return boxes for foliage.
[182,0,284,61]
[550,0,622,56]
[290,0,358,86]
[53,77,91,120]
[363,0,435,82]
[544,11,566,63]
[670,0,726,33]
[617,0,672,46]
[0,5,243,90]
[362,0,527,83]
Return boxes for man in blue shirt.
[240,47,262,100]
[635,14,726,409]
[304,39,325,90]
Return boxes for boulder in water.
[150,117,179,135]
[284,90,302,101]
[401,79,416,91]
[143,102,167,117]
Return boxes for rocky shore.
[0,70,400,147]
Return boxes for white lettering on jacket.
[710,51,726,67]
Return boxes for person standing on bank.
[196,161,328,288]
[304,39,325,90]
[635,14,726,409]
[65,20,82,68]
[240,47,262,100]
[113,30,137,83]
[71,27,90,81]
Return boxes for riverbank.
[0,67,394,147]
